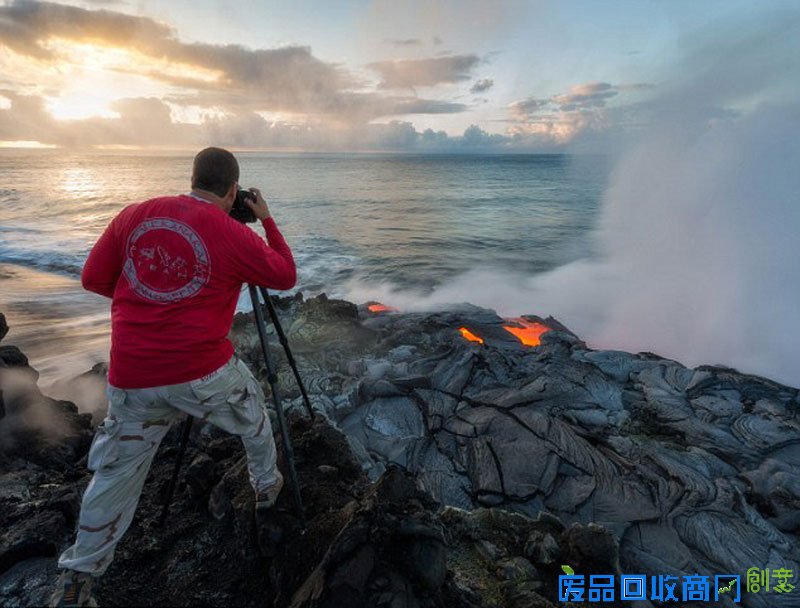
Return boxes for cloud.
[0,90,57,142]
[0,91,198,146]
[367,55,480,89]
[0,1,669,153]
[616,83,656,92]
[470,78,494,93]
[507,81,653,145]
[386,98,467,115]
[384,38,422,47]
[503,9,800,151]
[164,90,468,126]
[0,0,173,60]
[551,82,618,111]
[509,110,608,145]
[0,1,357,110]
[460,124,507,148]
[0,87,577,152]
[0,0,471,125]
[510,82,651,119]
[202,114,513,152]
[0,88,543,152]
[508,97,549,119]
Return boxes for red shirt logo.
[123,217,210,303]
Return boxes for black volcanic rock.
[3,294,800,608]
[0,313,8,343]
[0,329,93,470]
[233,293,800,608]
[0,345,29,369]
[46,361,109,424]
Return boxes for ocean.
[0,150,609,382]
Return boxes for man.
[51,147,296,608]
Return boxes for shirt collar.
[186,191,214,204]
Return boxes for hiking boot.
[50,570,97,608]
[255,470,284,512]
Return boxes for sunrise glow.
[0,1,793,151]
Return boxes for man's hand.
[245,187,271,221]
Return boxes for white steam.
[582,108,799,382]
[0,367,71,450]
[342,13,800,387]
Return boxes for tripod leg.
[159,416,193,527]
[258,286,315,420]
[248,284,306,529]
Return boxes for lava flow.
[458,327,484,344]
[368,302,398,313]
[502,317,550,346]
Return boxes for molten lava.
[368,303,398,313]
[502,317,550,347]
[459,327,484,344]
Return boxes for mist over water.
[584,107,799,384]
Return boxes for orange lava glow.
[459,327,484,344]
[502,317,551,347]
[368,303,398,313]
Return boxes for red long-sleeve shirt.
[82,194,296,389]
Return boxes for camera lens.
[230,189,257,224]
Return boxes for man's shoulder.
[117,195,199,220]
[122,195,249,238]
[111,195,178,229]
[137,194,192,208]
[118,195,178,213]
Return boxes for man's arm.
[81,218,123,298]
[245,217,297,290]
[230,189,296,289]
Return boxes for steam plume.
[342,12,800,386]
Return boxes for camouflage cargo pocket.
[87,417,121,471]
[224,378,264,431]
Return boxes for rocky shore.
[1,294,799,607]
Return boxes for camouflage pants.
[58,354,278,576]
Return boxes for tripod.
[160,285,314,530]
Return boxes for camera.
[230,188,257,224]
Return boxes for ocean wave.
[0,243,363,294]
[0,225,40,233]
[0,249,85,277]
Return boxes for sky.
[0,0,797,152]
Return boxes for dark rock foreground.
[1,294,799,607]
